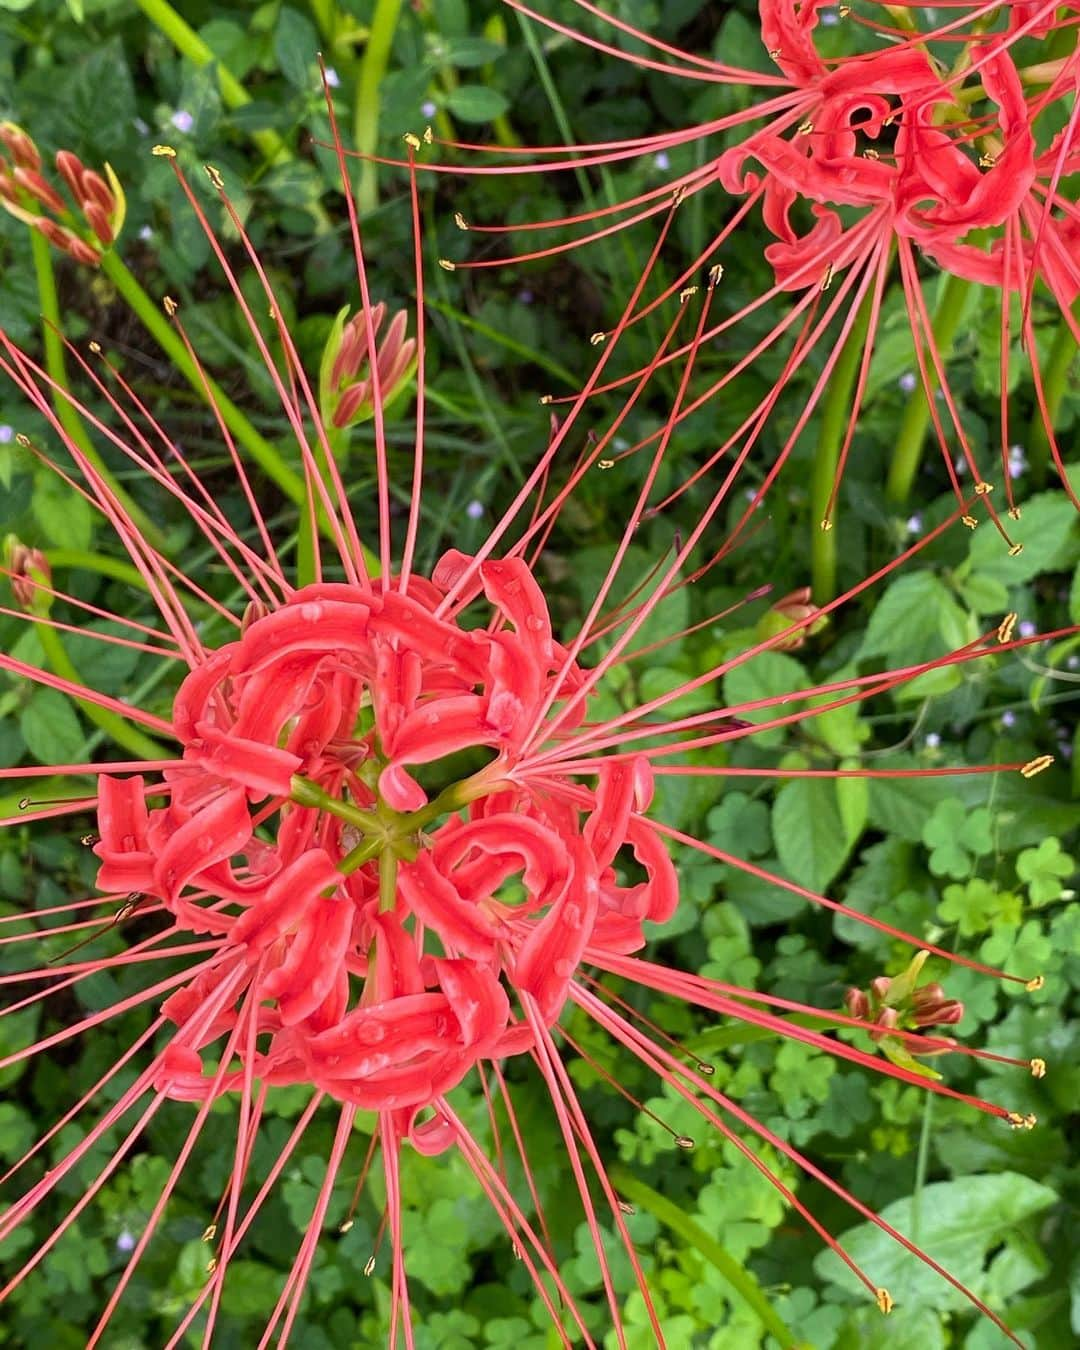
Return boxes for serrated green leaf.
[773,777,856,894]
[19,687,84,764]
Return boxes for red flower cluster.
[92,562,673,1137]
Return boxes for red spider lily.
[0,100,1066,1349]
[0,123,125,264]
[407,0,1079,560]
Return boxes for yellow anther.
[202,1224,217,1242]
[820,262,834,291]
[206,1257,217,1274]
[89,340,102,354]
[979,152,996,168]
[1020,755,1052,779]
[672,186,687,205]
[863,148,880,160]
[338,1219,354,1233]
[453,212,469,230]
[974,480,993,495]
[403,132,421,150]
[798,119,814,136]
[205,165,224,190]
[675,1134,695,1150]
[768,48,781,60]
[961,515,978,529]
[997,613,1017,643]
[598,459,615,470]
[590,332,607,345]
[163,295,178,317]
[875,1288,893,1315]
[16,433,31,447]
[820,518,833,532]
[679,286,698,303]
[539,395,553,405]
[423,126,433,144]
[1008,541,1024,556]
[708,263,724,287]
[18,797,31,810]
[1006,1111,1036,1130]
[1008,506,1022,520]
[839,4,851,14]
[616,1199,635,1215]
[437,259,456,271]
[364,1255,376,1276]
[151,144,177,158]
[1030,1058,1046,1079]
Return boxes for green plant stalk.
[910,1091,934,1245]
[608,1170,799,1348]
[355,0,404,214]
[48,548,151,591]
[30,230,167,552]
[885,272,972,505]
[34,621,169,760]
[135,0,289,167]
[1027,303,1079,487]
[98,250,307,506]
[810,290,876,601]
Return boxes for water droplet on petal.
[553,958,574,978]
[300,602,323,622]
[525,615,545,633]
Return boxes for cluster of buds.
[845,950,964,1077]
[3,535,51,614]
[319,302,416,431]
[755,585,828,651]
[0,122,124,266]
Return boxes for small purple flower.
[821,5,840,24]
[138,225,153,242]
[924,732,941,749]
[1018,620,1037,639]
[466,500,484,520]
[1068,655,1079,671]
[905,513,923,535]
[170,109,194,135]
[954,455,967,475]
[518,289,534,306]
[0,424,13,444]
[324,67,341,89]
[1008,443,1027,479]
[1001,709,1016,729]
[898,372,917,394]
[421,100,437,119]
[653,151,671,171]
[116,1229,136,1253]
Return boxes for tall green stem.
[1027,303,1079,487]
[30,230,166,551]
[98,250,307,506]
[885,273,971,506]
[355,0,404,214]
[34,622,169,760]
[135,0,290,168]
[810,292,875,601]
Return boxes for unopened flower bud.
[845,987,870,1020]
[4,536,51,611]
[320,302,417,432]
[755,586,827,651]
[0,122,41,172]
[912,996,964,1028]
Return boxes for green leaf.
[722,650,809,748]
[938,878,1021,936]
[445,85,510,123]
[274,7,319,90]
[859,572,970,663]
[441,37,505,68]
[33,472,92,551]
[814,1173,1057,1310]
[1016,837,1075,907]
[19,687,85,764]
[964,490,1079,584]
[772,777,857,894]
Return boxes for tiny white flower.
[324,67,341,89]
[421,100,437,119]
[170,109,194,134]
[653,151,670,171]
[466,500,484,520]
[898,371,917,394]
[924,732,941,749]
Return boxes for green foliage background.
[0,1,1078,1346]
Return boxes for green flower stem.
[1027,302,1079,487]
[910,1091,934,1245]
[355,0,404,214]
[290,775,381,834]
[34,621,170,760]
[885,272,971,506]
[608,1169,800,1349]
[30,230,167,552]
[48,548,151,592]
[135,0,290,168]
[378,848,398,912]
[810,289,876,601]
[98,250,307,507]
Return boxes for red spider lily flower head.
[0,93,1069,1348]
[846,949,966,1076]
[320,301,417,430]
[0,126,125,263]
[421,1,1080,557]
